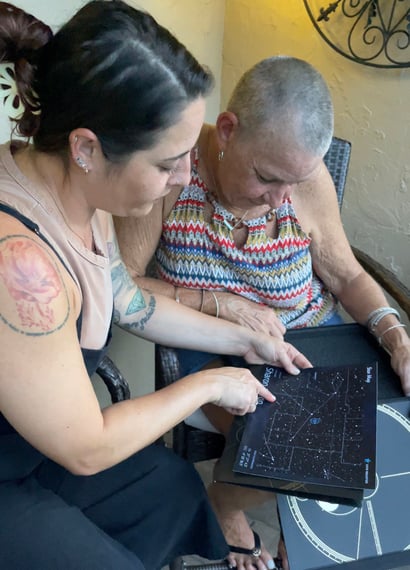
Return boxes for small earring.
[218,150,224,161]
[75,156,89,174]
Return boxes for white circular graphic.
[282,402,410,567]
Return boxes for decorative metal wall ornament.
[303,0,410,68]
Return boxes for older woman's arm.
[110,215,306,370]
[297,163,410,396]
[114,192,286,339]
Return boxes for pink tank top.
[0,143,113,349]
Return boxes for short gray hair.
[227,55,334,157]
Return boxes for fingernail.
[267,560,276,569]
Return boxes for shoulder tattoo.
[0,235,70,335]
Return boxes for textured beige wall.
[130,0,225,121]
[222,0,410,286]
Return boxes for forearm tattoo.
[120,294,156,333]
[0,235,69,336]
[108,222,156,331]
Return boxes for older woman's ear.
[215,111,239,145]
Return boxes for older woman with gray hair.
[116,55,410,570]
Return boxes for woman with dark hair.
[0,2,310,568]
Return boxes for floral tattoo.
[0,235,69,335]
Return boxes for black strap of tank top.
[0,202,76,278]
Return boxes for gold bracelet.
[211,291,220,318]
[200,289,205,313]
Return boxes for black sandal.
[274,556,283,569]
[227,529,262,558]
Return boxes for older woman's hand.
[242,331,312,375]
[217,292,286,339]
[390,342,410,397]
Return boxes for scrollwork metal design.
[303,0,410,68]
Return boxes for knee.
[156,447,207,499]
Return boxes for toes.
[226,552,274,570]
[253,558,268,570]
[225,553,238,568]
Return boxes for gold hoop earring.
[218,150,224,161]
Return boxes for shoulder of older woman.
[114,200,165,276]
[293,160,340,236]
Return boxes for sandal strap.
[227,530,261,557]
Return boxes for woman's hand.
[217,292,286,339]
[198,366,276,416]
[242,332,312,375]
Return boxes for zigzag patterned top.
[155,151,337,328]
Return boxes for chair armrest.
[155,345,181,389]
[96,354,131,403]
[154,345,226,461]
[352,246,410,320]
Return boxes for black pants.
[0,443,228,569]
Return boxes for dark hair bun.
[0,2,52,135]
[0,2,52,63]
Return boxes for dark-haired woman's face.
[93,98,206,217]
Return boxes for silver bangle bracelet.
[367,307,401,333]
[378,323,407,346]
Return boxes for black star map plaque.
[233,363,377,493]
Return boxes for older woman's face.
[218,132,323,211]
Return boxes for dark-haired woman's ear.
[69,129,99,174]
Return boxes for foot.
[208,482,276,570]
[225,519,276,570]
[274,536,289,570]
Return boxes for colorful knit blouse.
[155,150,337,328]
